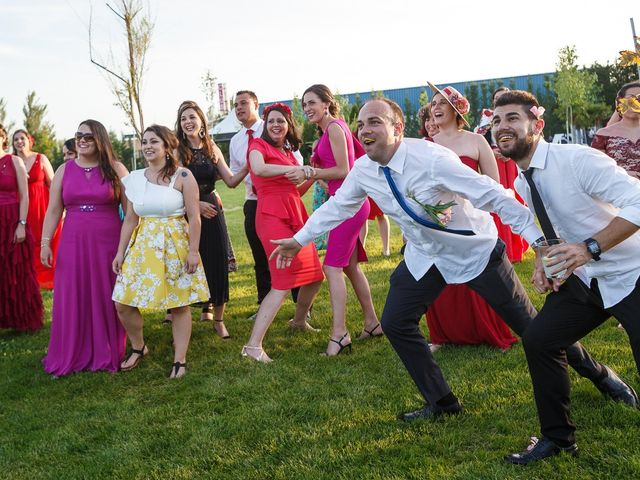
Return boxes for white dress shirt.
[514,140,640,308]
[294,138,542,283]
[229,119,264,201]
[229,118,304,201]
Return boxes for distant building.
[264,72,555,115]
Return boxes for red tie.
[246,129,257,195]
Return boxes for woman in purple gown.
[287,85,379,356]
[41,120,128,376]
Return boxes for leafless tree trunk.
[89,0,153,141]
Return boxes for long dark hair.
[78,119,121,198]
[260,105,302,151]
[143,124,179,183]
[175,100,215,166]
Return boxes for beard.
[496,131,535,161]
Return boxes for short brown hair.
[236,90,258,104]
[493,90,540,121]
[365,98,405,128]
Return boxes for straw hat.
[427,81,470,128]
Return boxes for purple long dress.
[42,160,126,376]
[312,119,370,267]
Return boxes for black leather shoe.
[596,365,639,407]
[399,402,463,422]
[504,436,578,465]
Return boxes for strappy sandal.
[214,319,231,339]
[358,322,384,340]
[200,304,214,322]
[321,332,352,357]
[120,344,148,371]
[169,361,187,379]
[288,318,320,332]
[241,345,272,363]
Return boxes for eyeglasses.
[75,132,95,143]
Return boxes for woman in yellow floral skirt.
[112,125,209,379]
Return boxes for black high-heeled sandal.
[169,361,187,379]
[120,344,148,371]
[214,319,231,339]
[322,332,352,357]
[201,304,214,322]
[358,322,384,340]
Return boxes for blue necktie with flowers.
[381,166,475,236]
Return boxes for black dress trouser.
[380,240,606,409]
[522,276,640,447]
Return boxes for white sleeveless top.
[122,168,185,217]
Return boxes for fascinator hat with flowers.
[262,102,292,120]
[427,82,471,128]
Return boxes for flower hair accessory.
[529,106,546,119]
[263,102,292,119]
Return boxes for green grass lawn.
[2,183,639,480]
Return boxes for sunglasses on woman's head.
[75,132,95,143]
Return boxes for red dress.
[248,139,324,290]
[425,155,518,350]
[27,153,61,289]
[0,154,43,331]
[492,147,528,263]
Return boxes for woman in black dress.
[174,100,247,339]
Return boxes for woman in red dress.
[473,87,528,263]
[12,129,61,289]
[0,124,43,331]
[241,103,324,363]
[424,83,517,350]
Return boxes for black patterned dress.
[186,149,230,307]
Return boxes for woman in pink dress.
[241,103,324,363]
[424,83,517,350]
[286,85,379,356]
[12,129,61,289]
[0,124,43,332]
[41,120,128,376]
[592,80,640,176]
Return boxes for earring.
[199,128,205,139]
[166,153,170,161]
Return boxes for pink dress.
[42,160,126,376]
[312,119,370,267]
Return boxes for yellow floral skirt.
[112,216,210,310]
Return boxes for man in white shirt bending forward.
[270,98,635,450]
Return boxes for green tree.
[22,91,57,159]
[585,61,637,120]
[403,97,419,138]
[109,131,135,170]
[0,98,15,132]
[466,83,480,128]
[554,46,608,140]
[419,88,429,107]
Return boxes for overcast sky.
[1,0,638,139]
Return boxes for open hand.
[200,201,218,219]
[269,238,302,269]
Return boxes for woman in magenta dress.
[424,83,517,350]
[12,129,61,289]
[41,120,128,376]
[285,84,378,356]
[0,124,43,332]
[241,103,324,363]
[592,80,640,177]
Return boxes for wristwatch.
[584,238,601,261]
[17,219,27,226]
